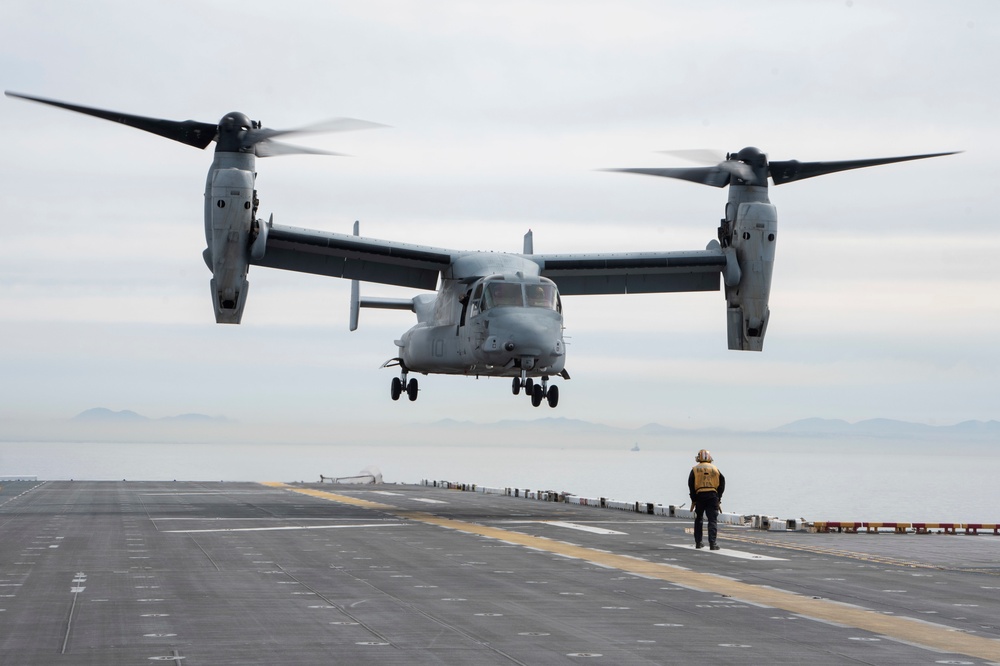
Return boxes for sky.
[1,0,997,432]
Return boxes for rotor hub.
[216,112,254,153]
[734,146,766,167]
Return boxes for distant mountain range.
[434,416,1000,439]
[770,417,1000,437]
[71,408,229,423]
[58,410,999,443]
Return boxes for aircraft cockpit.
[467,276,562,318]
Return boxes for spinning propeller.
[5,91,385,157]
[609,146,958,188]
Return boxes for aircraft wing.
[532,248,728,295]
[251,223,457,290]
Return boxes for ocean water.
[3,440,999,524]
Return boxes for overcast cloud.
[1,0,997,431]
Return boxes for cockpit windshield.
[484,282,523,309]
[525,283,557,309]
[481,279,559,312]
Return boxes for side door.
[458,282,487,360]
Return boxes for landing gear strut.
[512,371,535,397]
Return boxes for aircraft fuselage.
[398,272,566,378]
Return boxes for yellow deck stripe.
[264,483,1000,661]
[262,483,396,510]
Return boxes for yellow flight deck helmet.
[696,449,713,463]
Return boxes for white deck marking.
[545,521,627,535]
[140,490,282,497]
[163,523,405,534]
[410,498,447,504]
[666,544,787,561]
[369,491,404,496]
[152,517,379,522]
[502,520,627,535]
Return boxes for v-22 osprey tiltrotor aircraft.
[6,92,956,408]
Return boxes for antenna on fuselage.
[523,229,533,255]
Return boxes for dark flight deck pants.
[693,492,719,546]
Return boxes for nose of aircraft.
[487,310,563,360]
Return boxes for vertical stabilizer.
[350,221,361,331]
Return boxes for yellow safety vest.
[692,462,721,493]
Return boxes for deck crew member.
[688,449,726,550]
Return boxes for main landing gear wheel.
[546,384,559,408]
[523,375,559,408]
[384,358,416,404]
[512,377,521,395]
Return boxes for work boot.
[695,542,704,549]
[710,543,720,551]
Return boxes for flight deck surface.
[1,480,998,665]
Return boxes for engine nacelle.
[725,201,776,351]
[206,168,254,324]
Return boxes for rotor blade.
[5,91,218,149]
[769,152,960,185]
[253,139,346,158]
[658,149,728,165]
[658,150,757,185]
[717,160,756,184]
[244,117,388,147]
[605,166,731,188]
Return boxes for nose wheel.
[514,374,558,408]
[511,376,537,396]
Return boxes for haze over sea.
[3,414,998,524]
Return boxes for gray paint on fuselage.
[398,268,565,377]
[446,252,541,281]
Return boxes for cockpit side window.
[468,283,484,317]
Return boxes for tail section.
[348,221,419,330]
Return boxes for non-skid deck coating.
[1,480,998,665]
